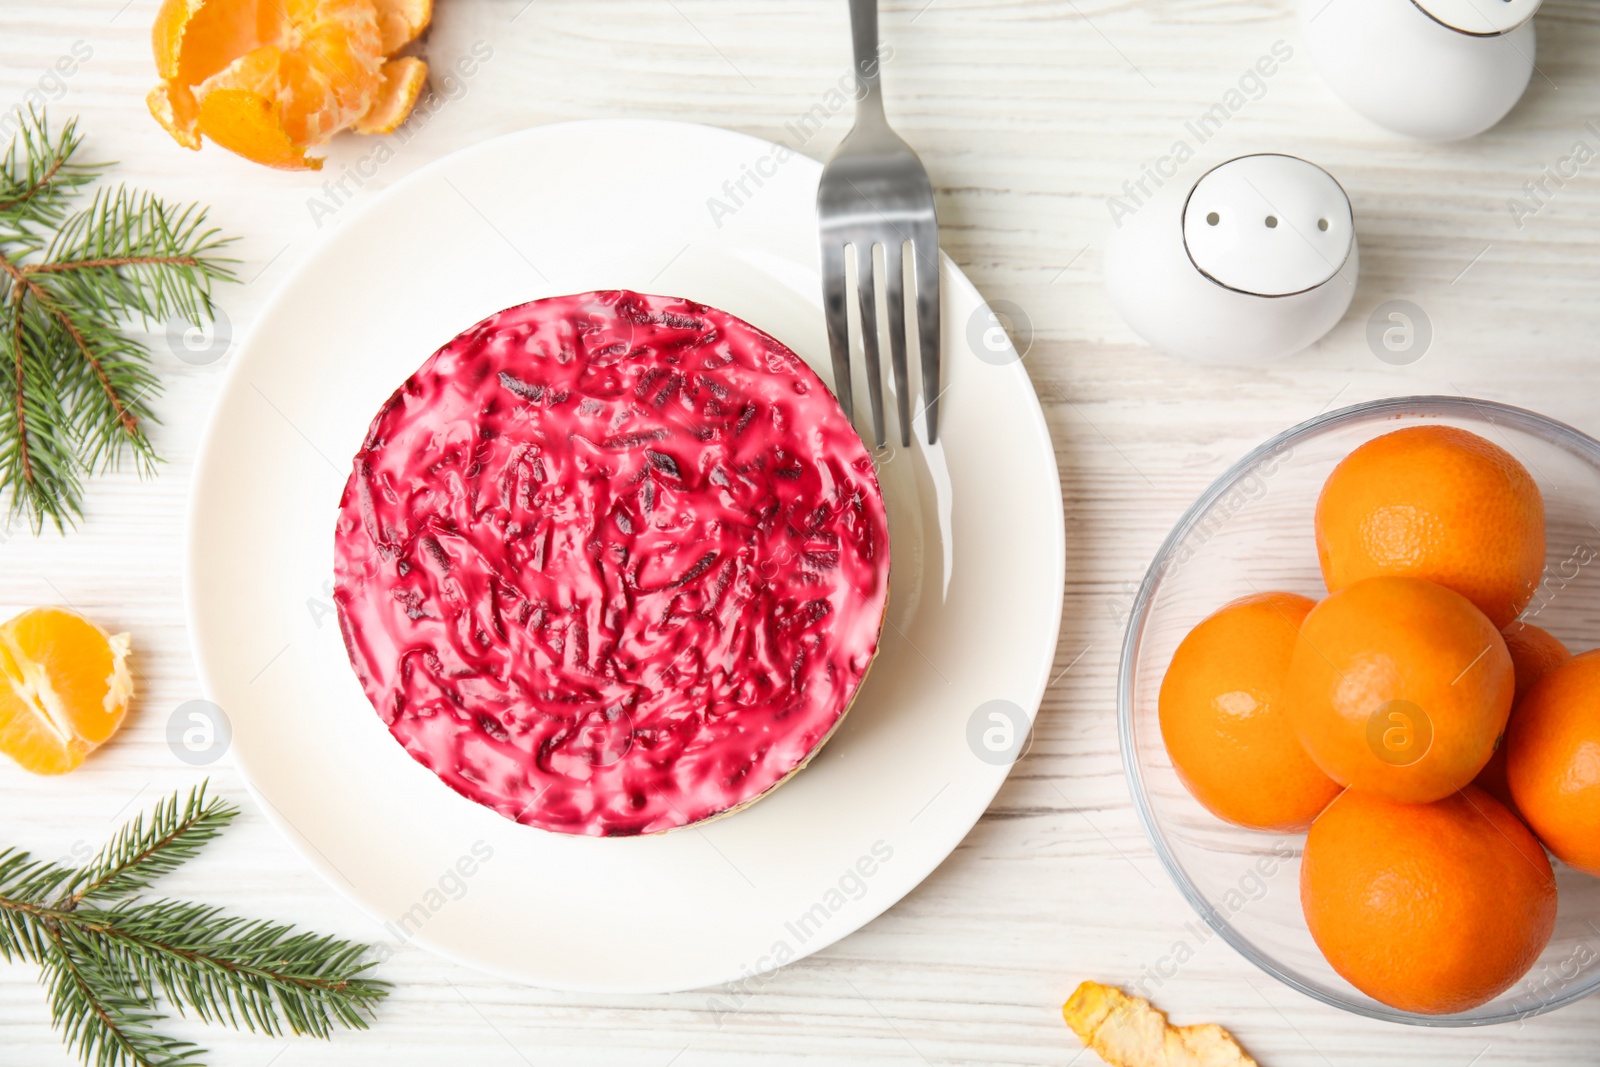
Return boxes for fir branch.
[41,926,202,1067]
[9,272,155,437]
[1,783,390,1067]
[0,111,99,243]
[33,185,234,330]
[61,902,387,1039]
[0,849,77,963]
[0,107,236,532]
[65,784,236,907]
[2,278,89,526]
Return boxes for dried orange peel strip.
[1063,982,1258,1067]
[148,0,432,171]
[0,608,133,776]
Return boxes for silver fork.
[818,0,941,447]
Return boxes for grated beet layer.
[333,291,890,836]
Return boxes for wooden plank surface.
[4,0,1600,1063]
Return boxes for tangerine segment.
[373,0,431,54]
[1314,425,1545,628]
[1285,576,1512,804]
[278,5,384,138]
[0,608,133,776]
[1473,622,1570,815]
[0,644,87,775]
[1506,649,1600,875]
[1159,591,1340,831]
[1301,786,1555,1016]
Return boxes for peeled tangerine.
[0,608,134,775]
[148,0,433,171]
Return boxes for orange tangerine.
[1472,622,1570,814]
[1506,649,1600,876]
[0,608,134,775]
[1284,576,1512,804]
[1503,622,1574,704]
[1159,592,1341,831]
[1314,425,1545,629]
[1301,786,1555,1015]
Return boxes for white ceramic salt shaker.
[1303,0,1540,141]
[1104,153,1359,364]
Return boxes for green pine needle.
[0,783,390,1067]
[64,782,237,906]
[0,107,236,532]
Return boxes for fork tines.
[818,165,940,448]
[825,231,934,447]
[819,230,940,449]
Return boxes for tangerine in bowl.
[1120,396,1600,1025]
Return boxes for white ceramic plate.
[185,120,1064,992]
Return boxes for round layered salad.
[333,291,890,836]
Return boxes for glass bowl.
[1119,395,1600,1026]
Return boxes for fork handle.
[847,0,887,123]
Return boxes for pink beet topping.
[333,291,889,836]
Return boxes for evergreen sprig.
[0,108,235,531]
[0,783,389,1067]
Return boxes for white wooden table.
[5,1,1600,1063]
